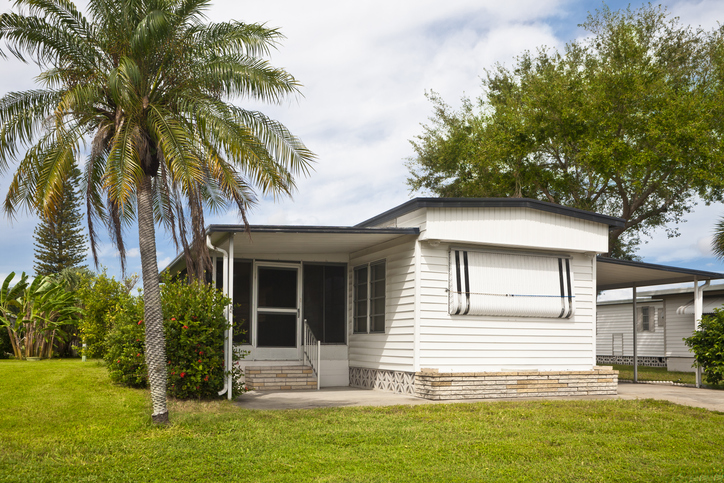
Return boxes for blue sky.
[1,0,724,285]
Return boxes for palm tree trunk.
[137,174,169,424]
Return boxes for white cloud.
[2,0,724,282]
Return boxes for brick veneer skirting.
[596,355,667,368]
[414,367,618,400]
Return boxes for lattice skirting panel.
[349,367,416,395]
[596,355,667,367]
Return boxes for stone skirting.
[349,367,416,394]
[596,355,667,368]
[414,367,618,400]
[245,365,317,390]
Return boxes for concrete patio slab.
[616,382,724,412]
[235,383,724,412]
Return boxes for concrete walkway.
[617,382,724,412]
[235,383,724,412]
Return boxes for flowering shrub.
[104,275,247,399]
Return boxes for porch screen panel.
[448,250,574,318]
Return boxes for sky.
[2,0,724,299]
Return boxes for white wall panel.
[424,207,609,253]
[596,302,665,357]
[417,244,598,372]
[348,240,417,372]
[663,294,696,358]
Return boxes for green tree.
[407,4,724,259]
[33,169,88,276]
[0,0,314,423]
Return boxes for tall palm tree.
[0,0,314,423]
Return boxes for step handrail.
[302,319,321,390]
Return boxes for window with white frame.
[354,260,386,333]
[637,306,656,332]
[448,249,574,318]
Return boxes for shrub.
[76,271,128,358]
[104,294,147,387]
[684,309,724,385]
[105,276,246,399]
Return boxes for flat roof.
[208,225,419,236]
[356,197,626,228]
[597,257,724,291]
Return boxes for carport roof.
[597,257,724,291]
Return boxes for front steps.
[245,365,318,390]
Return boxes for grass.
[1,360,724,482]
[612,364,697,385]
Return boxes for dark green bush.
[77,271,128,358]
[684,308,724,385]
[104,276,246,399]
[0,327,12,358]
[104,294,147,387]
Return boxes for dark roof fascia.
[208,225,420,236]
[355,197,626,228]
[598,257,724,281]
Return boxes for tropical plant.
[0,272,28,358]
[0,272,82,359]
[0,0,314,423]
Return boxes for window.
[448,249,574,318]
[354,260,386,333]
[637,306,656,333]
[642,306,650,331]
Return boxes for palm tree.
[713,218,724,260]
[0,0,314,424]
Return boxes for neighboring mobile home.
[165,198,720,399]
[597,285,724,372]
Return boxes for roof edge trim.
[355,197,626,228]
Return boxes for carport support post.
[694,277,702,388]
[632,285,637,383]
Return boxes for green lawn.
[612,364,698,385]
[1,360,723,482]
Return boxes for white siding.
[596,302,665,357]
[424,207,609,253]
[417,244,598,372]
[663,294,696,358]
[348,240,417,372]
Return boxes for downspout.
[207,235,230,397]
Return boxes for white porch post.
[227,234,235,400]
[693,277,703,388]
[632,284,637,383]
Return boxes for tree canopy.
[0,0,314,423]
[407,4,724,258]
[33,169,87,276]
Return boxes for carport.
[596,257,723,386]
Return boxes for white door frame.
[252,261,302,361]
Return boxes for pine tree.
[33,169,87,276]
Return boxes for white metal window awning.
[676,297,724,315]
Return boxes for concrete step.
[245,365,317,391]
